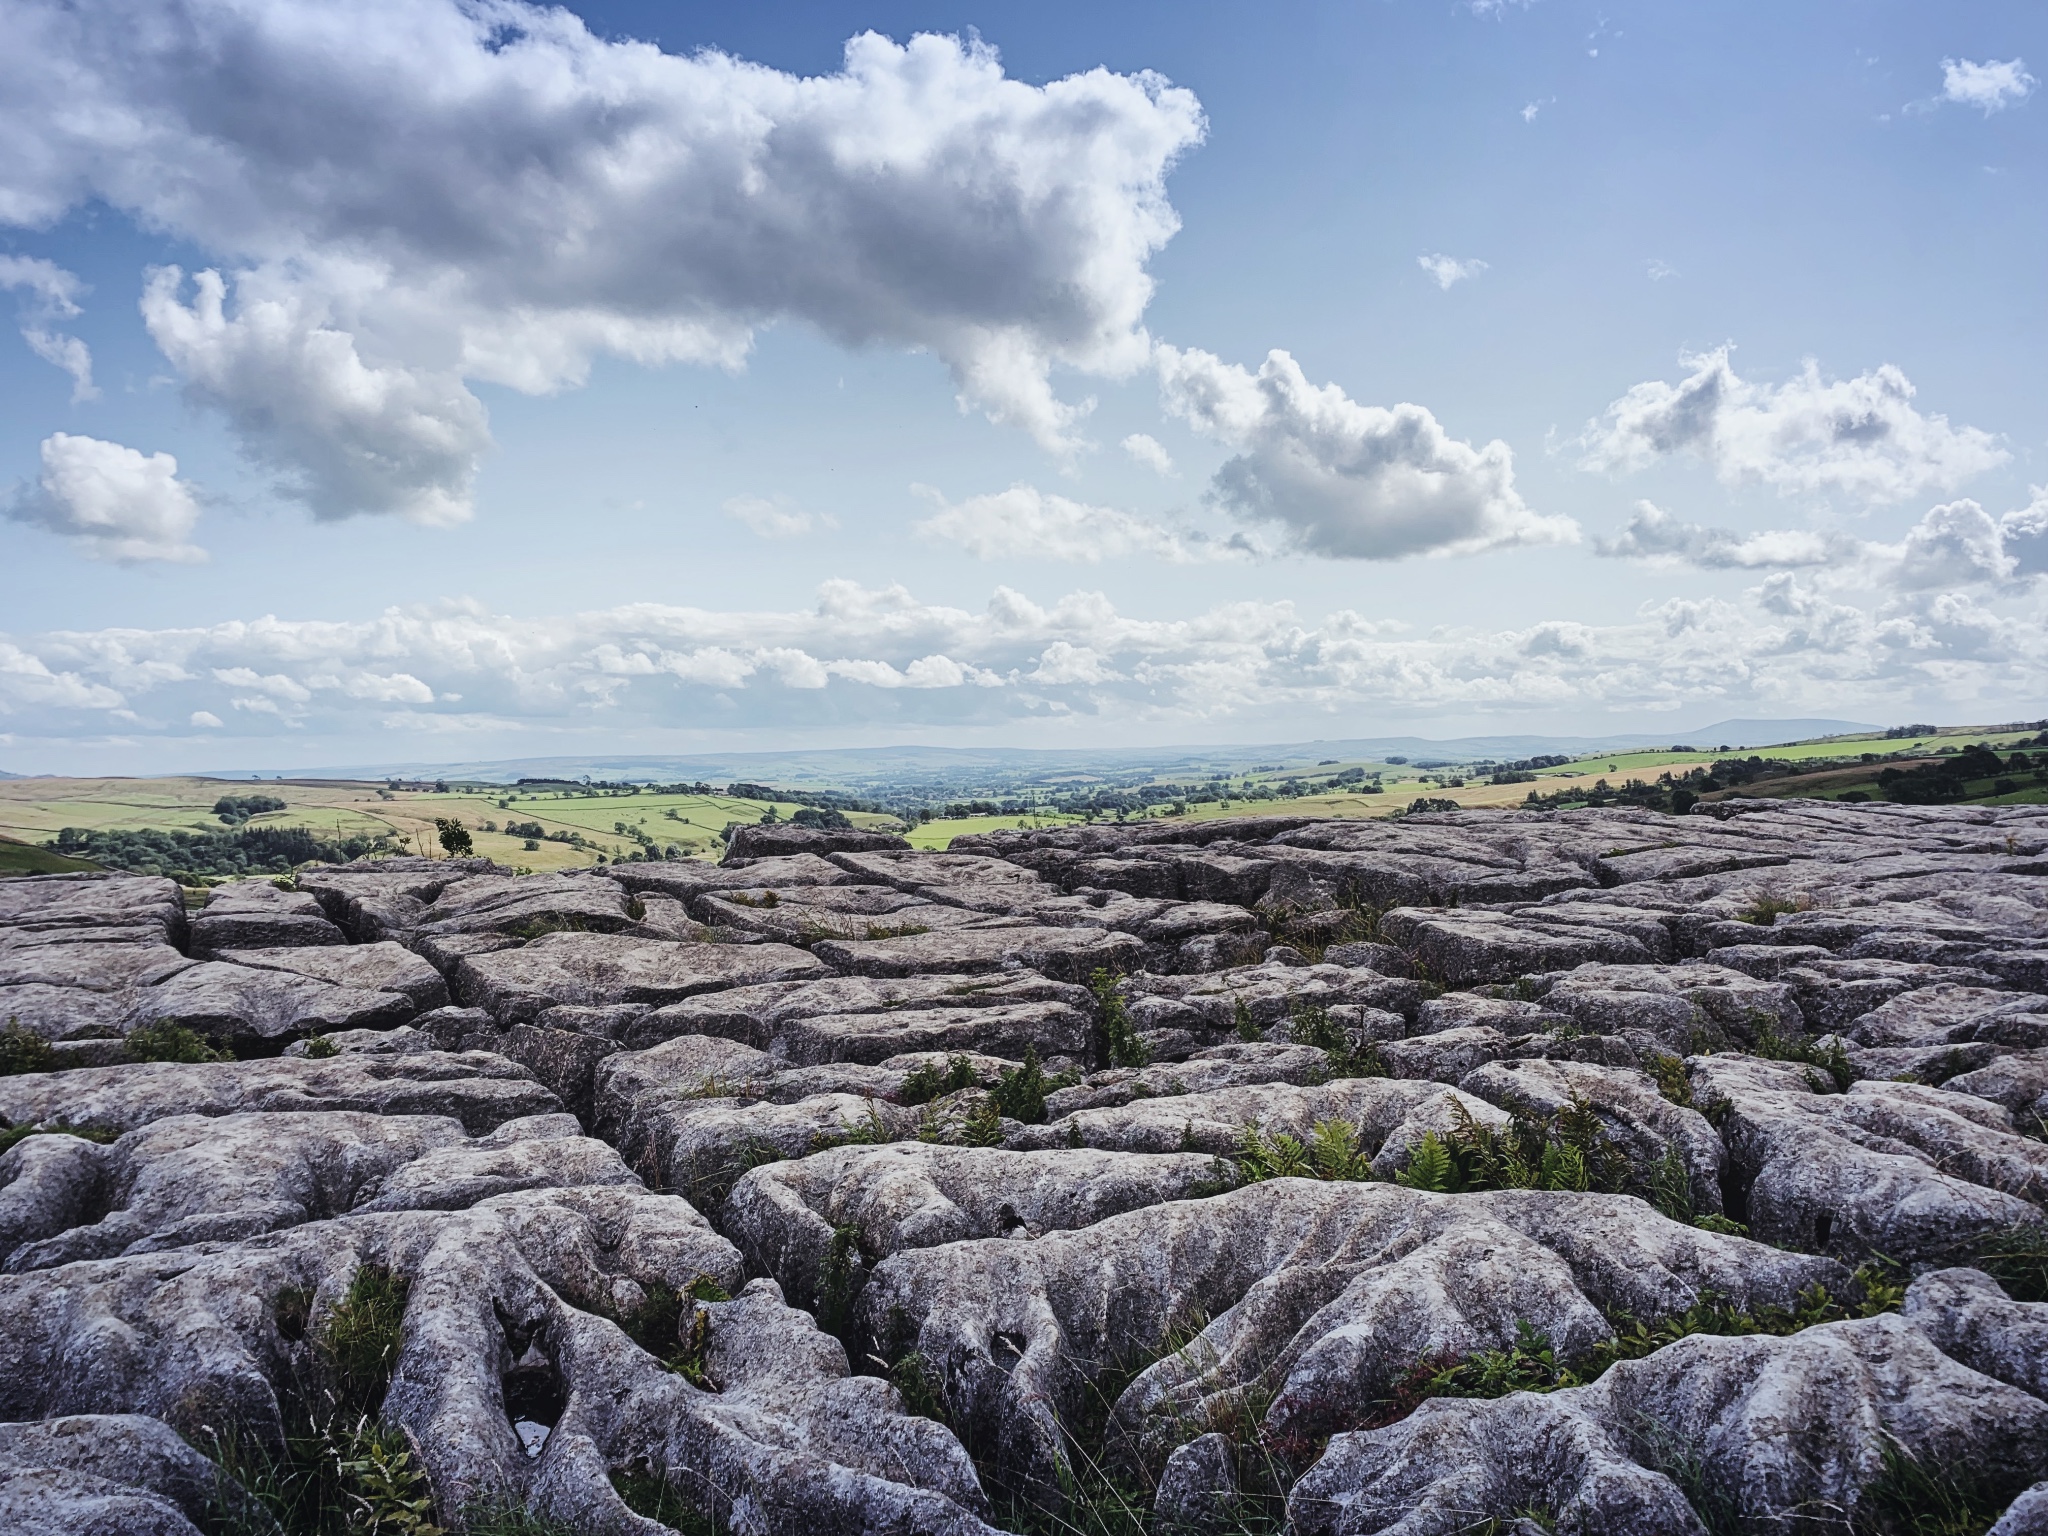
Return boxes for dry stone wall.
[1,801,2047,1532]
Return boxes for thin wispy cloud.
[1418,254,1489,290]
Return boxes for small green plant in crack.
[959,1097,1005,1147]
[1234,997,1262,1042]
[1091,967,1150,1068]
[0,1020,54,1076]
[610,1466,718,1535]
[322,1264,410,1420]
[1737,891,1806,926]
[123,1021,226,1064]
[842,1098,894,1145]
[901,1053,980,1104]
[616,1277,730,1385]
[1393,1098,1631,1196]
[1972,1223,2048,1303]
[1236,1119,1374,1184]
[1747,1011,1853,1092]
[816,1225,865,1342]
[1645,1052,1694,1108]
[890,1350,950,1425]
[1287,1004,1385,1080]
[986,1045,1079,1125]
[1851,1439,2016,1536]
[301,1033,340,1059]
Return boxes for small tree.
[434,818,473,857]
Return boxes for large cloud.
[1600,494,2048,596]
[1579,346,2006,503]
[1155,346,1577,559]
[0,2,1205,517]
[6,576,2044,747]
[1941,57,2036,114]
[6,433,206,563]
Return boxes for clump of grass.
[1851,1440,2017,1536]
[1092,968,1150,1069]
[460,1499,584,1535]
[1972,1223,2048,1303]
[959,1098,1005,1147]
[1746,1011,1853,1092]
[1287,1004,1385,1080]
[301,1034,340,1059]
[816,1225,865,1343]
[124,1021,226,1064]
[615,1276,730,1385]
[901,1054,980,1104]
[0,1020,54,1076]
[1234,998,1261,1042]
[1737,892,1807,926]
[610,1468,717,1535]
[986,1045,1081,1125]
[321,1264,410,1420]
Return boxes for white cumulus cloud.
[1121,433,1176,475]
[1155,345,1577,560]
[914,483,1244,563]
[1941,57,2036,114]
[7,433,206,563]
[1418,254,1489,290]
[1597,502,1847,569]
[0,3,1206,516]
[0,255,95,401]
[5,577,2048,744]
[1579,345,2007,504]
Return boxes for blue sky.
[1,0,2043,772]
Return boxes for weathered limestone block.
[454,932,827,1021]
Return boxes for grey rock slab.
[1947,1049,2048,1121]
[1995,1485,2048,1536]
[1289,1313,2047,1536]
[721,822,913,860]
[0,983,136,1041]
[1536,962,1803,1050]
[774,999,1093,1067]
[1412,993,1571,1034]
[1844,983,2048,1048]
[629,972,1091,1052]
[189,910,346,955]
[0,1412,272,1536]
[1691,1054,2046,1262]
[0,1185,751,1521]
[1154,1432,1239,1535]
[1006,1077,1510,1174]
[0,873,185,941]
[215,939,451,1010]
[813,925,1146,984]
[724,1143,1225,1309]
[828,849,1048,891]
[1378,907,1657,987]
[860,1180,1844,1500]
[1377,1026,1515,1083]
[0,939,194,992]
[131,960,415,1043]
[1044,1043,1334,1116]
[0,1050,559,1135]
[607,852,863,899]
[1906,1266,2048,1399]
[1701,942,1838,979]
[453,931,827,1021]
[694,887,1009,942]
[1459,1057,1725,1215]
[417,871,640,938]
[1126,962,1430,1034]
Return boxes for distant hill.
[200,717,1883,788]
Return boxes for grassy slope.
[0,777,873,870]
[0,837,101,874]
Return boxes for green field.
[0,777,900,875]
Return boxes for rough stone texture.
[1692,1053,2048,1262]
[216,938,451,1009]
[1005,1077,1512,1175]
[812,924,1147,983]
[190,879,347,955]
[0,1051,560,1135]
[0,1412,271,1536]
[859,1179,1844,1498]
[1948,1048,2048,1121]
[1289,1314,2048,1535]
[454,931,828,1021]
[8,804,2048,1532]
[725,1143,1225,1308]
